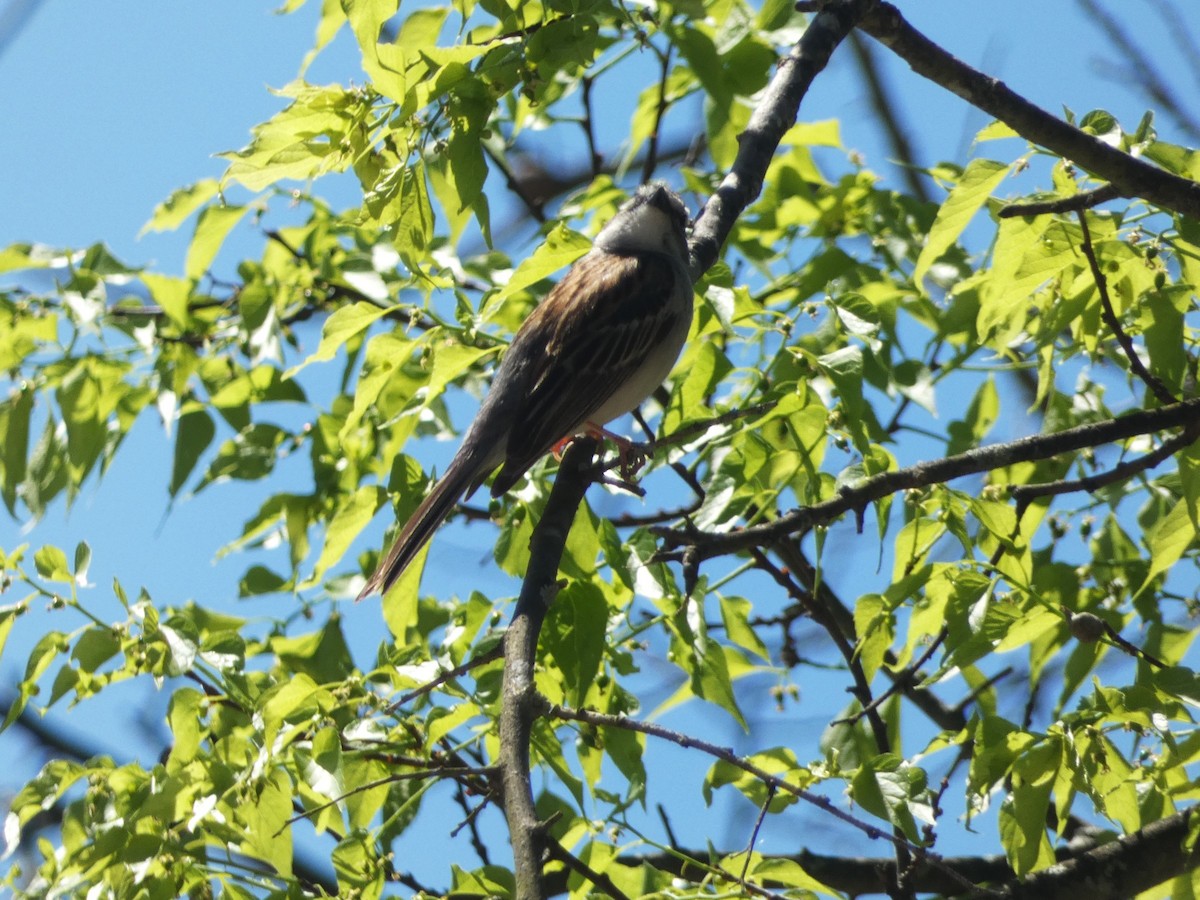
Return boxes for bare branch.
[856,2,1200,220]
[639,42,674,185]
[658,397,1200,559]
[1011,422,1199,504]
[1076,0,1200,142]
[847,31,930,204]
[998,184,1121,218]
[544,700,984,895]
[538,810,1198,899]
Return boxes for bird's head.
[594,182,690,263]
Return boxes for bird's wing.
[490,251,685,494]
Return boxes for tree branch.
[537,808,1197,898]
[988,807,1198,900]
[658,397,1200,559]
[847,31,929,204]
[688,0,878,279]
[544,701,983,894]
[998,184,1121,218]
[499,438,600,900]
[855,1,1200,220]
[1075,209,1176,404]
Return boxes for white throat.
[595,203,687,261]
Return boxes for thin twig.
[482,142,547,223]
[389,642,505,711]
[1075,210,1176,405]
[543,701,985,895]
[833,628,947,727]
[580,76,603,177]
[276,766,495,833]
[1010,425,1200,503]
[998,184,1121,218]
[741,784,777,881]
[640,42,674,185]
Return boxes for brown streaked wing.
[492,253,681,492]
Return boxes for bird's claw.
[552,423,651,480]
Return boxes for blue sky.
[1,0,1197,888]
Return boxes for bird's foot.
[552,423,650,480]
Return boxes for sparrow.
[358,183,694,598]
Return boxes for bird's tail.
[357,452,486,600]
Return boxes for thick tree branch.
[658,397,1200,559]
[538,808,1196,898]
[689,0,878,279]
[988,807,1198,900]
[499,438,600,900]
[491,3,881,885]
[1010,425,1200,503]
[855,2,1200,221]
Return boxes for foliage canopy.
[2,1,1200,898]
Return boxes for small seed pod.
[1069,612,1106,643]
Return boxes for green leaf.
[238,564,289,597]
[999,739,1059,874]
[305,485,384,587]
[745,857,834,893]
[22,414,69,518]
[166,687,204,767]
[197,424,287,489]
[0,385,33,514]
[34,545,71,583]
[692,643,747,729]
[718,595,770,661]
[831,291,881,338]
[287,301,391,378]
[185,204,252,280]
[4,630,69,731]
[333,831,386,896]
[0,600,25,664]
[705,747,803,809]
[484,223,591,314]
[850,755,933,842]
[71,626,118,673]
[542,582,607,707]
[140,179,221,235]
[72,541,91,585]
[815,345,870,450]
[56,361,107,489]
[947,377,999,455]
[853,594,893,682]
[1140,498,1195,595]
[170,408,216,497]
[240,767,293,876]
[142,273,194,331]
[914,158,1009,291]
[342,0,404,102]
